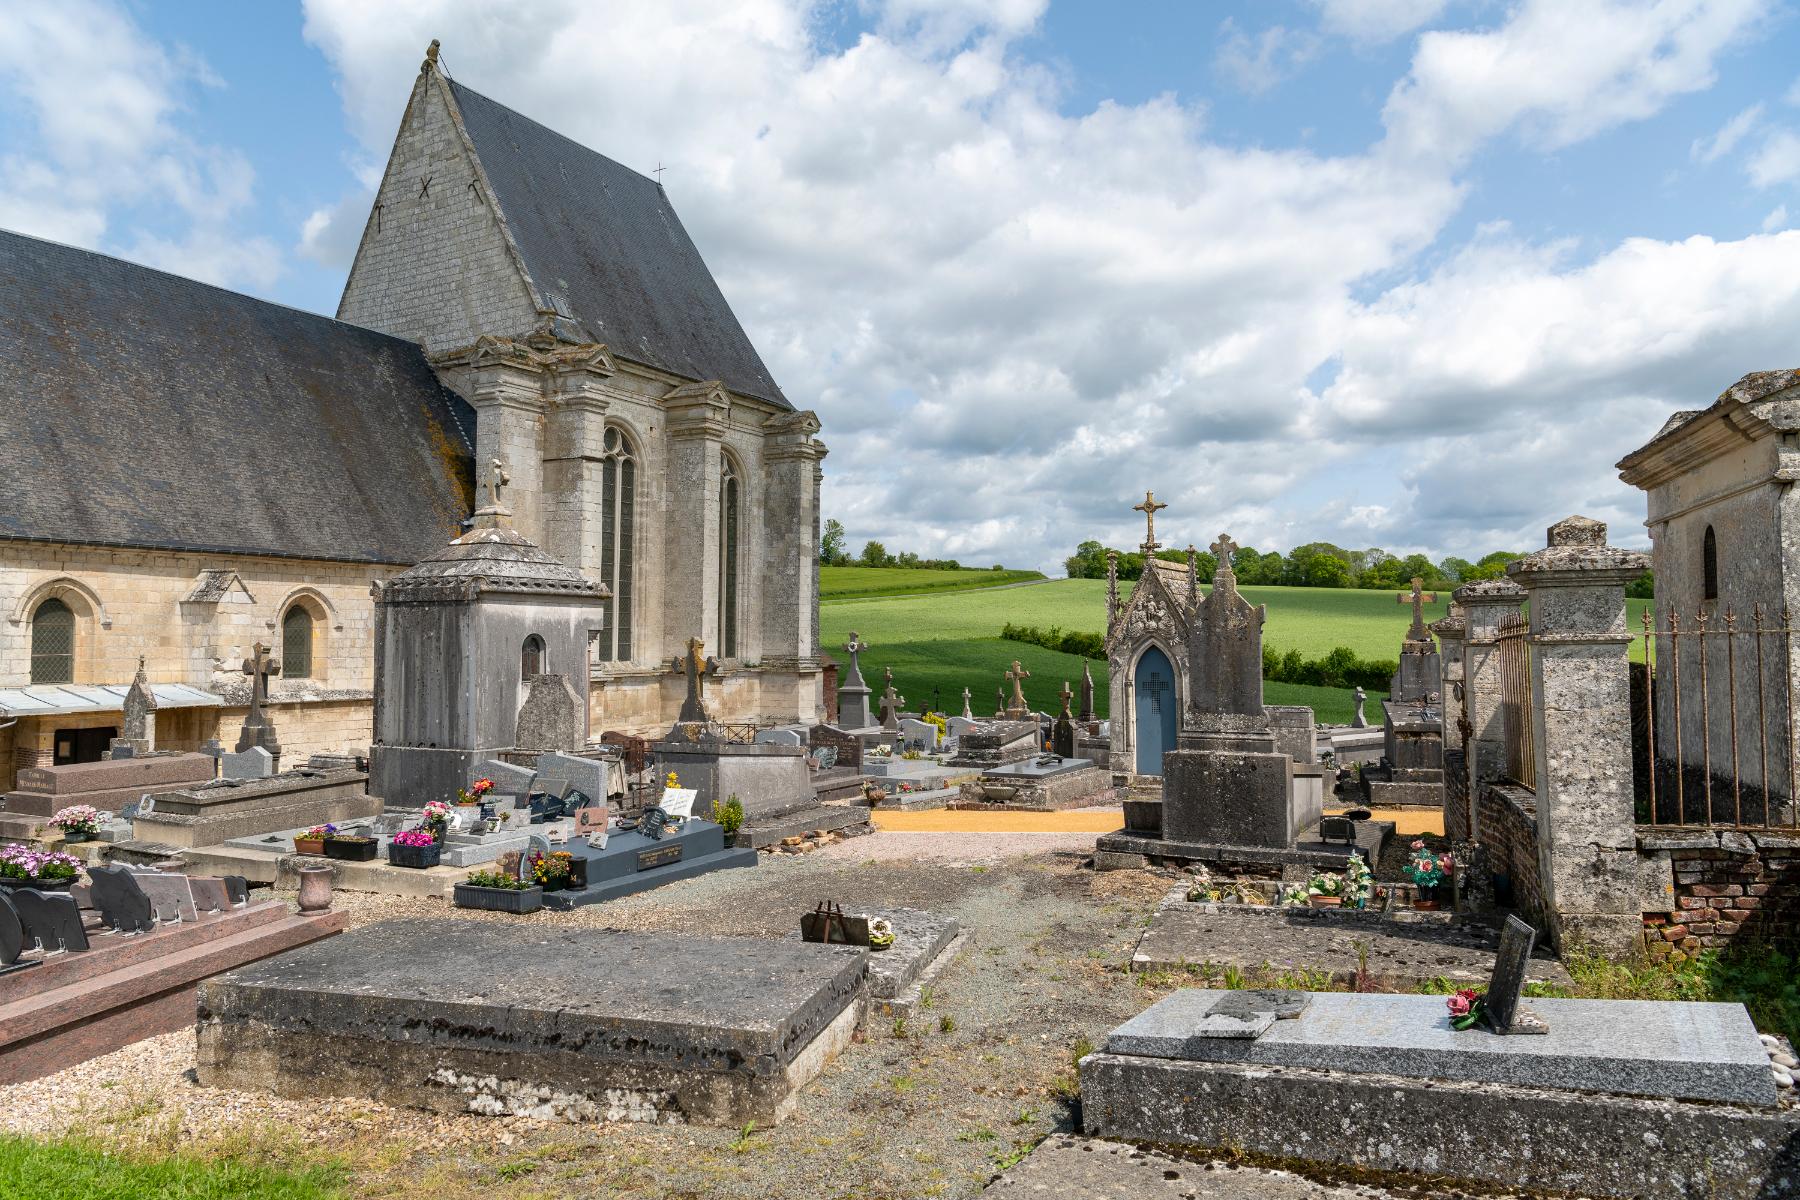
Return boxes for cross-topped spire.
[1398,576,1438,640]
[1133,491,1168,553]
[1209,533,1238,563]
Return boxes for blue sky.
[4,1,1800,573]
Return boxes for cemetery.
[2,23,1800,1200]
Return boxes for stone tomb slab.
[543,818,759,909]
[196,920,868,1126]
[1102,988,1777,1106]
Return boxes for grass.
[1562,945,1800,1045]
[0,1136,343,1200]
[821,566,1045,600]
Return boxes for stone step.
[734,805,873,849]
[184,844,465,898]
[0,900,291,1003]
[0,908,346,1085]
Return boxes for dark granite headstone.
[13,888,89,952]
[88,864,157,934]
[0,890,22,965]
[1486,914,1544,1034]
[222,875,249,906]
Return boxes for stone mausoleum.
[0,43,827,791]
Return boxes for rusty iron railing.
[1636,606,1800,831]
[1497,613,1536,791]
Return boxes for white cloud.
[1214,20,1322,95]
[1691,101,1763,162]
[1748,128,1800,186]
[0,0,277,288]
[1382,0,1768,166]
[1312,0,1452,44]
[271,0,1794,570]
[1763,204,1789,232]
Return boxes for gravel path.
[5,839,1188,1200]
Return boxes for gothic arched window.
[521,634,545,681]
[720,454,741,658]
[599,426,636,661]
[30,598,75,684]
[282,605,314,679]
[1702,525,1719,602]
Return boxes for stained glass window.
[282,606,314,679]
[721,457,741,658]
[599,426,636,661]
[30,598,74,684]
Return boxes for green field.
[820,565,1045,600]
[820,574,1655,726]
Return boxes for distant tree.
[859,541,890,568]
[820,518,848,565]
[1438,556,1476,583]
[1466,551,1521,581]
[1065,540,1109,580]
[1626,570,1655,599]
[896,551,922,568]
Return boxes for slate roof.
[448,78,790,409]
[0,229,475,564]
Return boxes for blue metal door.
[1134,646,1178,776]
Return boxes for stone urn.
[296,864,334,913]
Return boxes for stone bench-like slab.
[197,920,868,1127]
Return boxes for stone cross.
[1058,681,1074,720]
[961,687,973,719]
[842,631,869,690]
[1209,533,1239,569]
[674,636,719,724]
[995,685,1007,719]
[1004,660,1032,719]
[1133,491,1168,553]
[1398,577,1438,640]
[235,642,282,762]
[879,668,906,732]
[1351,686,1368,728]
[486,456,511,510]
[1079,661,1096,724]
[1186,532,1269,736]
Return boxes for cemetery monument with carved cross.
[1102,491,1198,780]
[1391,577,1444,703]
[1003,661,1032,720]
[837,633,876,730]
[235,642,282,766]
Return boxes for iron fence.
[1497,613,1536,791]
[1634,606,1800,831]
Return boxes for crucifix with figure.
[235,641,283,761]
[485,457,510,510]
[1004,660,1031,719]
[1398,576,1438,640]
[674,636,718,724]
[1134,491,1168,554]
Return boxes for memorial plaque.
[1486,914,1545,1034]
[637,843,685,870]
[660,787,697,820]
[575,799,609,849]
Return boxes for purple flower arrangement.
[0,844,83,885]
[392,829,437,848]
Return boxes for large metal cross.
[1398,576,1438,638]
[1133,491,1168,553]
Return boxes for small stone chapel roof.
[0,228,475,564]
[445,78,791,410]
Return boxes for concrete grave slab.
[197,920,868,1126]
[1103,989,1778,1106]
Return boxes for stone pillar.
[1453,578,1526,837]
[1429,607,1466,752]
[467,362,547,546]
[663,384,729,654]
[541,354,616,580]
[1507,516,1652,957]
[761,411,827,663]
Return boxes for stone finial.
[1547,515,1606,548]
[423,38,440,73]
[1134,491,1168,553]
[1452,577,1527,604]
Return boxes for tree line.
[1065,539,1653,596]
[819,518,994,571]
[1000,621,1398,691]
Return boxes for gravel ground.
[5,834,1188,1200]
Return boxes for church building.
[0,44,827,791]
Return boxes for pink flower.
[1446,994,1471,1016]
[1410,839,1426,850]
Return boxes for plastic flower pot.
[323,838,379,862]
[61,830,92,844]
[387,841,442,869]
[452,883,544,914]
[1413,884,1440,911]
[292,837,327,856]
[1309,895,1343,908]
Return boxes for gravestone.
[474,758,537,798]
[947,716,978,743]
[220,746,274,781]
[1486,915,1546,1034]
[1351,686,1368,728]
[135,872,199,925]
[1052,681,1078,759]
[1078,662,1097,726]
[221,875,248,906]
[961,687,973,720]
[13,889,89,952]
[535,753,608,810]
[234,641,282,764]
[1390,578,1444,703]
[1003,661,1032,720]
[514,673,584,752]
[838,633,876,729]
[878,669,905,733]
[87,864,156,933]
[0,891,22,967]
[117,655,157,755]
[898,718,938,751]
[756,728,804,748]
[190,877,232,913]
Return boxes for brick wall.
[1477,783,1549,930]
[1443,748,1470,841]
[1642,834,1800,960]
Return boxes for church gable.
[337,62,541,354]
[1106,560,1193,657]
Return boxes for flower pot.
[1413,884,1440,911]
[387,842,442,869]
[296,864,334,913]
[452,883,544,914]
[567,858,588,889]
[0,876,73,891]
[1310,895,1343,908]
[292,837,327,856]
[323,838,378,862]
[61,830,92,844]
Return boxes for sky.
[3,0,1800,576]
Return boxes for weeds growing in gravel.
[728,1122,762,1153]
[892,1017,909,1038]
[939,1015,956,1033]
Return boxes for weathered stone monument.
[836,633,876,730]
[877,668,905,733]
[1002,660,1031,720]
[1390,577,1443,702]
[234,641,282,766]
[114,656,157,757]
[368,465,610,809]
